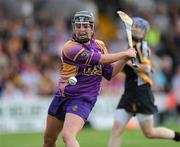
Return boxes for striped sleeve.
[63,40,101,65]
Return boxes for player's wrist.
[121,51,131,59]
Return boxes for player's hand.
[126,48,137,58]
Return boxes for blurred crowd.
[0,0,180,121]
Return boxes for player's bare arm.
[99,48,136,64]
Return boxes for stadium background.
[0,0,180,146]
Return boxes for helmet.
[72,11,95,43]
[132,17,150,40]
[72,11,94,24]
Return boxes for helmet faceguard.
[72,11,95,43]
[132,17,150,41]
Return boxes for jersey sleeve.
[95,39,113,80]
[102,64,113,80]
[63,40,101,65]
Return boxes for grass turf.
[0,125,179,147]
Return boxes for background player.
[108,17,180,147]
[42,11,136,147]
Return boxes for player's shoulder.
[64,39,80,49]
[63,39,82,53]
[62,39,84,58]
[94,39,105,46]
[94,39,108,54]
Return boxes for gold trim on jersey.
[60,62,78,96]
[142,58,151,64]
[138,72,152,85]
[63,40,84,62]
[135,42,152,85]
[73,48,84,61]
[87,51,94,65]
[95,39,108,54]
[136,42,151,65]
[137,46,143,62]
[61,62,78,79]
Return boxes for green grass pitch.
[0,125,179,147]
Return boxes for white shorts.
[114,109,153,126]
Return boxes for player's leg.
[109,109,132,147]
[43,115,64,147]
[176,105,180,122]
[138,114,180,142]
[61,113,85,147]
[61,96,96,147]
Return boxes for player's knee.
[43,134,57,146]
[61,130,75,143]
[143,130,155,139]
[112,128,121,137]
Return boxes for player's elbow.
[144,65,151,73]
[141,64,151,73]
[99,56,108,64]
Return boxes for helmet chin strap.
[74,35,90,43]
[74,31,93,44]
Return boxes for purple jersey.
[48,37,113,121]
[58,37,113,98]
